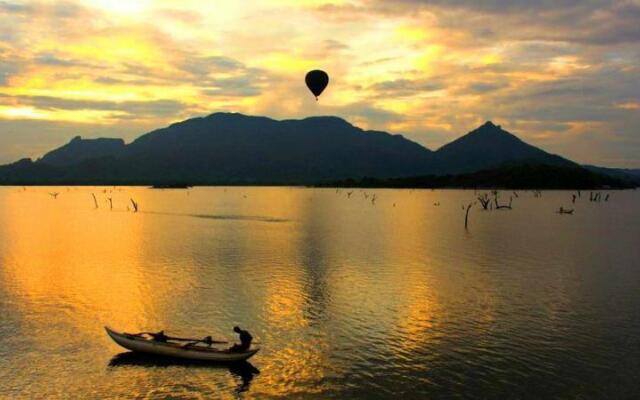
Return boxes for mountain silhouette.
[433,121,573,174]
[40,136,125,167]
[0,112,636,187]
[0,113,434,184]
[116,113,435,183]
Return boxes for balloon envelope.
[305,70,329,99]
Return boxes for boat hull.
[105,327,259,362]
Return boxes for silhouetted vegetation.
[151,183,192,189]
[320,162,636,190]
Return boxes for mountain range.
[0,112,637,188]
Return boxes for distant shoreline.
[1,162,637,190]
[1,184,636,191]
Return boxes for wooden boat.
[105,326,259,362]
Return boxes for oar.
[130,332,228,344]
[166,335,228,344]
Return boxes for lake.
[0,187,638,399]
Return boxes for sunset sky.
[0,0,638,167]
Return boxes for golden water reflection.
[0,188,149,332]
[1,187,637,398]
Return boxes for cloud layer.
[0,0,638,166]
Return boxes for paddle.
[130,332,228,344]
[166,335,228,344]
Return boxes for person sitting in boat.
[229,326,252,352]
[150,330,168,343]
[202,336,214,347]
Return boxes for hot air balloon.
[305,70,329,101]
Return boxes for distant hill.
[322,162,635,190]
[117,113,435,183]
[0,112,636,188]
[433,121,574,174]
[39,136,125,167]
[0,158,62,182]
[0,113,435,184]
[583,165,640,186]
[627,169,640,177]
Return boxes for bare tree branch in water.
[130,198,139,213]
[465,203,473,230]
[494,191,513,210]
[477,193,491,210]
[91,193,98,209]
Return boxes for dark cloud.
[369,78,447,97]
[33,54,78,67]
[0,94,188,117]
[383,0,603,14]
[0,1,33,14]
[449,0,640,46]
[176,56,272,97]
[0,0,87,19]
[0,1,100,50]
[317,0,640,46]
[464,81,510,94]
[507,66,640,105]
[0,59,19,85]
[47,0,85,19]
[323,39,350,51]
[201,76,264,97]
[464,66,639,140]
[32,53,103,69]
[179,56,247,77]
[360,57,396,67]
[92,76,156,86]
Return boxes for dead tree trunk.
[465,203,473,230]
[494,191,512,210]
[477,193,491,210]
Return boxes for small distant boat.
[105,327,259,362]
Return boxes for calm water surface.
[0,187,639,399]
